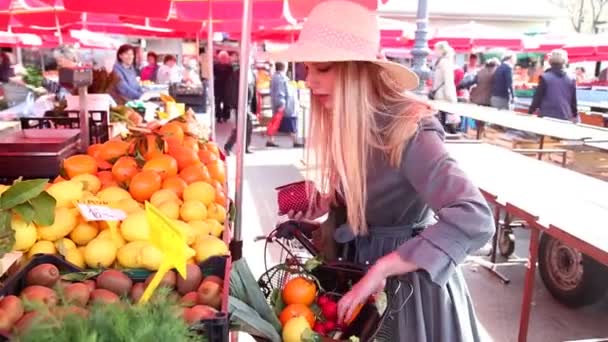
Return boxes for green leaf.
[13,202,35,224]
[228,296,281,342]
[30,191,57,226]
[304,256,323,273]
[301,328,323,342]
[61,271,101,281]
[0,179,48,210]
[269,289,285,317]
[0,209,15,257]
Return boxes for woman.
[273,1,494,341]
[432,41,460,132]
[112,44,143,102]
[156,55,182,84]
[140,52,159,82]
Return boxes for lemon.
[205,219,224,238]
[193,235,228,263]
[189,220,211,237]
[158,201,180,220]
[140,244,163,271]
[183,182,215,205]
[11,217,37,251]
[64,247,86,268]
[37,207,79,241]
[97,186,131,203]
[173,220,198,245]
[55,238,77,255]
[150,189,182,208]
[71,174,101,194]
[120,211,150,242]
[180,200,208,222]
[81,191,99,201]
[117,241,148,268]
[28,241,56,258]
[84,238,117,268]
[97,229,126,248]
[113,198,142,214]
[0,184,9,196]
[70,222,99,245]
[282,316,311,342]
[207,203,226,224]
[46,180,84,208]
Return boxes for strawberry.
[321,301,338,322]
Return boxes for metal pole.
[78,86,90,152]
[54,11,63,45]
[411,0,431,94]
[230,0,253,260]
[207,1,216,140]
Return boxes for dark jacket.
[465,66,497,106]
[529,66,577,121]
[491,62,513,100]
[213,62,234,101]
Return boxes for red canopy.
[563,33,608,62]
[429,22,524,52]
[63,0,171,19]
[174,0,284,22]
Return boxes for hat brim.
[266,42,420,91]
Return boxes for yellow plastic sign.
[76,200,125,246]
[139,201,195,304]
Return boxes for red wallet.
[275,180,320,216]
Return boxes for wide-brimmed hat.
[269,0,419,91]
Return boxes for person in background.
[491,53,516,110]
[183,58,202,86]
[464,54,479,75]
[213,50,234,123]
[575,67,586,84]
[454,65,465,100]
[112,44,143,103]
[528,49,578,122]
[224,66,257,156]
[459,58,499,107]
[140,52,159,82]
[199,48,211,114]
[432,41,459,133]
[0,52,13,83]
[156,55,182,84]
[266,61,303,148]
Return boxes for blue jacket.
[491,62,513,100]
[113,62,143,101]
[528,67,577,120]
[270,72,295,117]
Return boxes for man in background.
[491,53,516,110]
[266,62,302,148]
[213,50,234,123]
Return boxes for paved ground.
[215,120,608,342]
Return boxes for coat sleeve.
[396,118,495,286]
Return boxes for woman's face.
[166,60,176,67]
[305,62,336,110]
[120,49,134,66]
[147,56,156,65]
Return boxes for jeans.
[490,96,510,110]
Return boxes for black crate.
[0,254,230,342]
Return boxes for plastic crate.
[0,254,230,342]
[514,88,536,98]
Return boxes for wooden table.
[584,140,608,152]
[0,129,81,181]
[434,101,608,144]
[0,121,19,136]
[445,141,608,342]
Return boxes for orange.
[99,140,130,162]
[346,303,364,325]
[160,122,185,145]
[210,179,224,194]
[279,304,316,327]
[112,156,139,183]
[97,171,115,187]
[63,154,98,179]
[282,277,317,306]
[169,145,200,171]
[203,142,221,158]
[162,176,188,198]
[87,144,103,158]
[198,149,218,165]
[183,136,199,152]
[135,134,167,161]
[207,161,226,184]
[215,191,227,206]
[143,155,178,180]
[179,164,211,184]
[129,170,162,202]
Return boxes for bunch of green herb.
[13,288,200,342]
[22,66,44,88]
[0,179,56,258]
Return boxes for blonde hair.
[434,41,454,58]
[307,62,433,235]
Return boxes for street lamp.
[410,0,431,94]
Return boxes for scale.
[58,67,94,152]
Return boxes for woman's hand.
[286,194,331,221]
[337,252,419,324]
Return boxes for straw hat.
[269,0,419,91]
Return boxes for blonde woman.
[432,41,460,132]
[273,1,494,341]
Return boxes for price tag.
[76,200,127,222]
[138,201,195,304]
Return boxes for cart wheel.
[498,229,515,257]
[538,234,608,308]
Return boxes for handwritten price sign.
[76,200,127,222]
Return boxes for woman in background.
[432,41,459,133]
[140,52,159,82]
[157,55,182,84]
[112,44,143,103]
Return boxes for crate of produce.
[514,88,536,98]
[0,253,230,342]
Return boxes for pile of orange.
[278,277,318,328]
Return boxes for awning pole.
[230,0,253,261]
[207,0,216,140]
